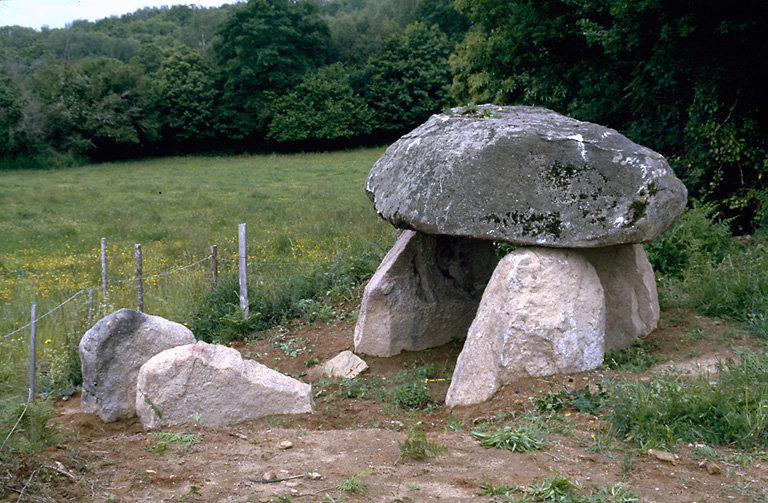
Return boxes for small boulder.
[136,341,313,428]
[306,351,368,381]
[446,247,605,407]
[578,244,659,351]
[354,230,498,357]
[79,309,195,422]
[366,105,687,247]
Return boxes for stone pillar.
[354,230,498,357]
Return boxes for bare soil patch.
[8,308,768,502]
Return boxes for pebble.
[279,441,293,450]
[648,448,679,465]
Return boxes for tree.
[0,68,23,157]
[361,22,453,133]
[32,57,160,158]
[214,0,330,140]
[266,63,373,143]
[156,46,218,145]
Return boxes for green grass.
[0,148,392,398]
[605,349,768,450]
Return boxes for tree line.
[1,0,766,231]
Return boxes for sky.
[0,0,242,30]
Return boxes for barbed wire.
[0,255,212,343]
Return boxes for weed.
[446,414,464,431]
[337,376,382,400]
[388,381,435,409]
[471,425,547,452]
[478,474,517,498]
[337,469,373,493]
[528,472,580,501]
[603,343,660,372]
[0,398,59,458]
[296,298,337,323]
[145,431,202,457]
[570,385,605,414]
[589,483,640,502]
[535,390,569,414]
[398,419,447,462]
[690,444,718,461]
[619,452,634,476]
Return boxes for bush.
[644,204,732,279]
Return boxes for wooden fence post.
[210,244,218,286]
[238,224,249,319]
[28,304,37,403]
[87,289,94,326]
[135,244,144,312]
[101,237,108,298]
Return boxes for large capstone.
[354,230,498,357]
[79,309,196,422]
[366,105,687,248]
[445,247,605,407]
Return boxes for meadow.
[0,148,393,398]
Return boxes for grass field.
[0,148,393,397]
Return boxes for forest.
[1,0,766,232]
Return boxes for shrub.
[0,398,59,459]
[644,204,732,279]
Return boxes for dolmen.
[355,105,687,407]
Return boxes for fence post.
[135,244,144,312]
[101,237,108,298]
[210,244,218,286]
[238,224,249,319]
[87,289,94,326]
[28,304,37,403]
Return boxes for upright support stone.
[577,244,660,351]
[354,230,498,357]
[446,247,605,408]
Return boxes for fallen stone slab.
[366,105,687,247]
[79,309,196,422]
[354,229,498,357]
[136,341,313,428]
[578,244,660,351]
[446,247,605,407]
[306,350,368,381]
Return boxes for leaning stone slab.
[306,351,369,381]
[578,244,660,351]
[446,247,605,407]
[136,341,313,428]
[366,105,687,247]
[79,309,195,422]
[354,230,498,357]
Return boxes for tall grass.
[0,148,392,398]
[646,204,768,338]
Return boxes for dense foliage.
[1,0,766,230]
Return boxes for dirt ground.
[4,307,767,502]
